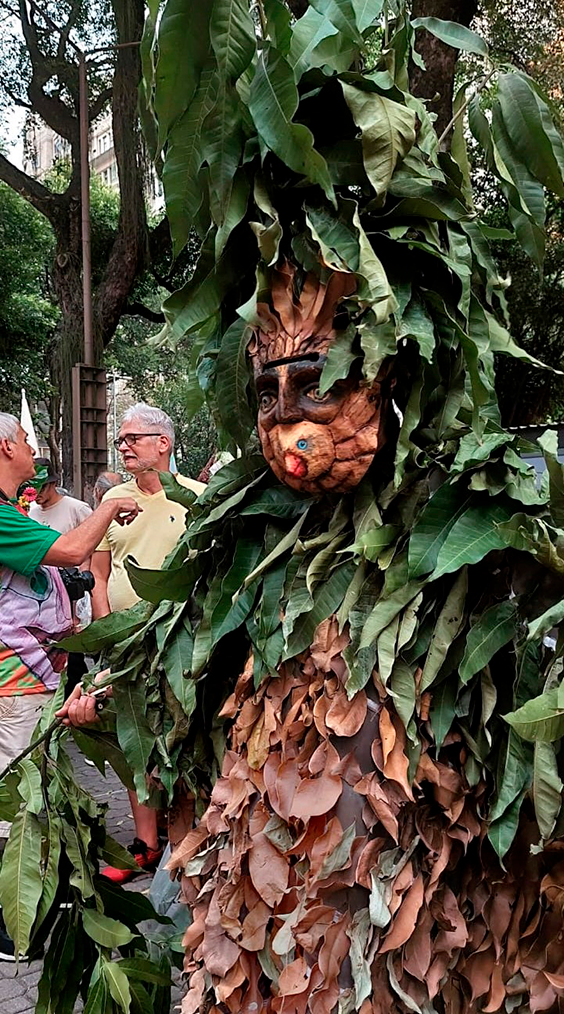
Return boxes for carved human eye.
[305,386,330,403]
[259,391,276,411]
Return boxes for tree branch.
[0,153,65,223]
[124,301,165,323]
[90,86,113,124]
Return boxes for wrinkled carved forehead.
[248,263,356,375]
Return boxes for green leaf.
[319,326,359,395]
[83,909,135,950]
[163,64,218,256]
[163,231,241,343]
[459,601,518,683]
[117,958,171,986]
[215,317,255,450]
[527,599,564,643]
[432,499,514,580]
[241,487,313,518]
[399,296,435,362]
[0,808,43,953]
[311,0,382,40]
[430,678,458,749]
[114,679,156,802]
[249,47,335,204]
[130,980,154,1014]
[264,0,293,55]
[341,84,416,198]
[408,483,473,579]
[98,836,139,872]
[497,73,564,198]
[34,813,63,930]
[288,7,355,81]
[350,524,399,561]
[103,960,132,1013]
[125,559,198,604]
[538,429,564,527]
[411,17,489,57]
[421,569,467,690]
[488,790,526,861]
[162,626,197,716]
[504,687,564,743]
[284,560,356,659]
[59,601,153,653]
[160,471,199,508]
[153,0,212,152]
[16,758,42,815]
[210,0,255,82]
[84,973,109,1014]
[490,729,531,823]
[533,740,563,839]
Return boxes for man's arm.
[42,498,140,569]
[91,550,112,618]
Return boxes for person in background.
[0,412,141,960]
[90,403,205,884]
[30,458,92,532]
[93,471,123,507]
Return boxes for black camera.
[59,567,95,602]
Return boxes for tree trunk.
[409,0,479,142]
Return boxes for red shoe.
[101,838,164,885]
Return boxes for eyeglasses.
[113,433,162,450]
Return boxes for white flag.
[20,389,39,456]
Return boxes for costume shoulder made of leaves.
[73,0,564,858]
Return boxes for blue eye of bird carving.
[296,439,308,451]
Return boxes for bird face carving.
[249,263,392,495]
[256,355,389,494]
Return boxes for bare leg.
[128,791,159,850]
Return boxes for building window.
[99,131,112,154]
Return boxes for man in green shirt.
[0,412,141,960]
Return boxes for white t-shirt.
[30,495,92,535]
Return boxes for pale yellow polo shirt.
[97,475,205,612]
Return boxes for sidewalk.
[0,743,184,1013]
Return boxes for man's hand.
[108,497,142,526]
[56,672,113,727]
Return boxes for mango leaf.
[98,836,139,872]
[408,483,473,579]
[538,429,564,527]
[16,758,42,815]
[0,808,43,953]
[504,687,564,743]
[350,524,399,561]
[288,7,342,81]
[84,973,109,1014]
[421,568,467,690]
[432,499,514,580]
[241,487,313,518]
[162,626,197,716]
[430,678,458,749]
[319,326,359,395]
[103,960,132,1014]
[284,560,356,659]
[117,958,171,986]
[341,84,416,198]
[125,558,198,604]
[459,601,518,683]
[129,981,154,1014]
[490,729,532,825]
[114,679,156,802]
[311,0,382,40]
[215,317,255,450]
[163,64,218,257]
[527,599,564,643]
[411,17,489,57]
[249,47,335,204]
[83,909,135,949]
[264,0,293,55]
[34,812,63,930]
[497,73,564,198]
[163,231,241,343]
[153,0,212,152]
[533,740,563,839]
[159,470,200,508]
[488,790,527,861]
[58,601,153,653]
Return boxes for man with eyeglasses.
[90,402,205,884]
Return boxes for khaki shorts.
[0,693,53,773]
[0,693,53,837]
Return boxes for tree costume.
[3,3,564,1013]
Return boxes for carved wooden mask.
[249,264,393,494]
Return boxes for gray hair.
[121,403,175,449]
[0,413,20,442]
[94,472,123,495]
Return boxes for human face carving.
[256,355,389,494]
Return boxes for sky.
[4,104,25,168]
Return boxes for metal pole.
[79,51,94,367]
[112,372,118,470]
